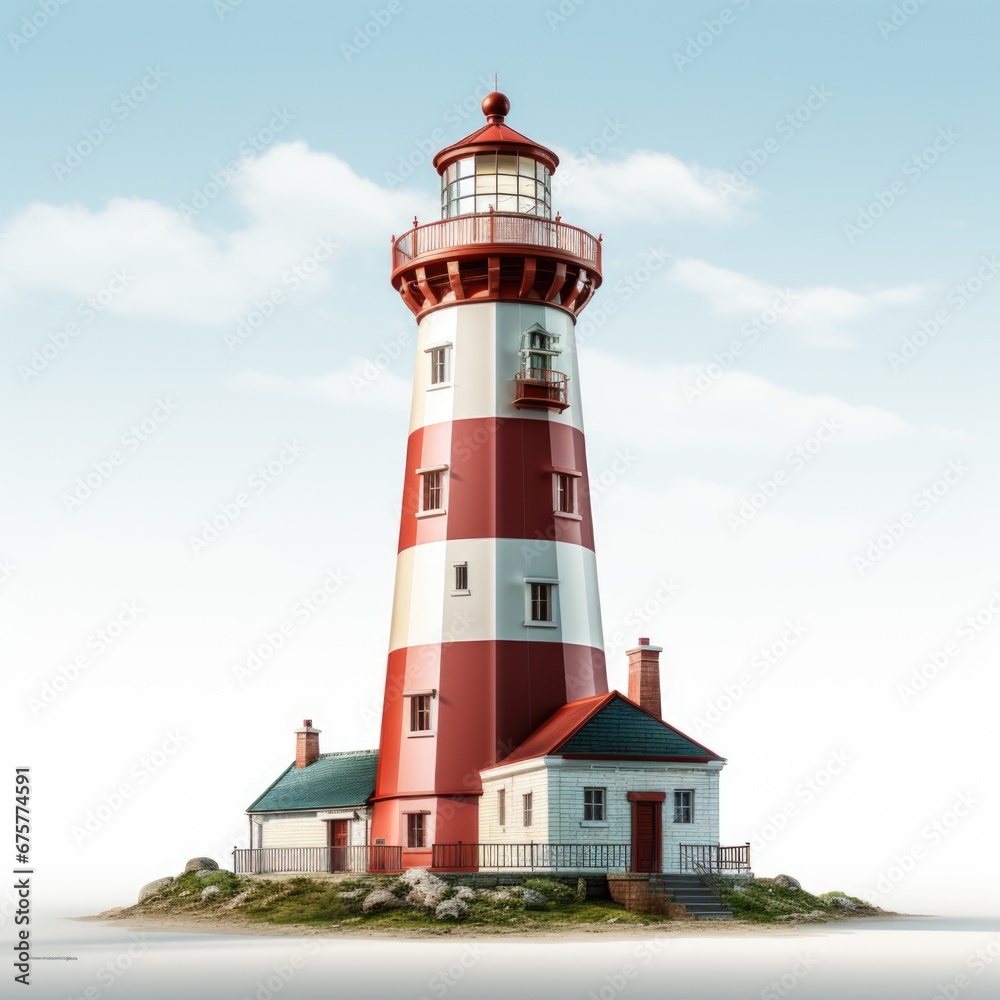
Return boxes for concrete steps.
[650,874,733,920]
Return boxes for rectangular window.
[674,790,694,824]
[523,792,533,827]
[422,470,443,511]
[529,582,553,623]
[410,694,431,732]
[583,787,606,822]
[406,813,426,848]
[555,473,574,514]
[430,346,449,385]
[453,562,468,593]
[497,788,506,827]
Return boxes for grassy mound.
[718,879,882,923]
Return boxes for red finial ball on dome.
[482,91,510,123]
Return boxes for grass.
[718,880,878,923]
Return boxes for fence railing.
[232,845,403,875]
[679,843,751,873]
[432,842,631,871]
[392,212,601,271]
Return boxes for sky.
[2,0,999,925]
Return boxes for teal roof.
[559,695,722,760]
[247,750,378,813]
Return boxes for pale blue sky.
[3,0,999,918]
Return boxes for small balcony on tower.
[513,367,570,412]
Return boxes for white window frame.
[524,578,558,628]
[404,688,437,738]
[416,464,448,518]
[582,786,607,825]
[452,561,470,596]
[424,342,453,390]
[523,791,533,828]
[673,789,694,824]
[552,468,582,520]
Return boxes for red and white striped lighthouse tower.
[372,92,608,866]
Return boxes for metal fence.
[432,842,631,871]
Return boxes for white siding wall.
[258,812,327,848]
[548,762,721,873]
[478,762,550,844]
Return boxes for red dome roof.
[432,92,559,176]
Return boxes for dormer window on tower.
[442,153,551,219]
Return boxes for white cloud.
[582,348,910,453]
[555,150,756,223]
[228,366,410,408]
[668,258,925,348]
[0,142,436,326]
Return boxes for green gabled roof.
[247,750,378,813]
[559,694,723,761]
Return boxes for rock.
[829,895,858,910]
[453,886,476,902]
[223,889,253,910]
[522,888,548,909]
[201,886,223,901]
[435,898,468,921]
[138,878,174,903]
[363,889,404,913]
[400,868,447,908]
[773,874,802,891]
[195,869,218,878]
[184,857,219,874]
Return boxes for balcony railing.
[232,845,403,875]
[432,842,631,872]
[392,212,601,272]
[513,367,569,411]
[679,843,751,873]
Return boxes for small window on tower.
[410,695,432,732]
[452,562,470,595]
[426,343,452,387]
[525,581,557,626]
[518,324,560,375]
[553,470,581,517]
[416,466,447,516]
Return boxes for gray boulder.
[362,889,404,913]
[183,857,218,874]
[201,885,223,901]
[138,877,174,903]
[453,885,476,902]
[523,888,548,909]
[829,895,858,910]
[435,898,468,920]
[773,874,802,891]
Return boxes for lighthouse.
[370,91,609,865]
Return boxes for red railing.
[679,843,751,873]
[432,842,631,871]
[392,212,601,271]
[513,368,569,409]
[232,845,403,875]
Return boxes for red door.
[632,801,662,873]
[328,820,349,872]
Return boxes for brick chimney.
[294,719,321,769]
[627,638,663,718]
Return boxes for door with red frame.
[328,819,349,872]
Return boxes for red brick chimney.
[627,638,663,718]
[294,719,321,769]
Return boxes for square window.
[523,792,533,827]
[554,473,576,514]
[674,790,694,824]
[410,694,432,732]
[406,813,426,848]
[584,787,605,822]
[529,582,553,623]
[421,470,443,512]
[497,788,506,827]
[453,562,469,593]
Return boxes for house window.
[410,695,432,732]
[523,792,533,827]
[453,562,469,594]
[674,790,694,824]
[419,469,444,512]
[497,789,506,826]
[428,345,450,386]
[406,813,426,848]
[528,582,554,624]
[584,787,605,822]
